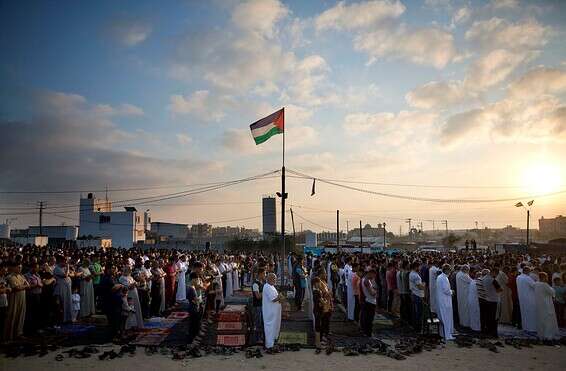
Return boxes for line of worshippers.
[0,245,285,343]
[1,245,565,345]
[285,251,565,345]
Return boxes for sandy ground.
[1,342,565,371]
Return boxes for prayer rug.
[278,331,308,345]
[168,311,190,320]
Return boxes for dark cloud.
[0,91,217,192]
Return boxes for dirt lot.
[1,342,565,371]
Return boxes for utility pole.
[432,220,435,232]
[442,220,448,236]
[300,223,303,233]
[336,210,340,252]
[475,221,478,230]
[405,218,412,239]
[346,220,349,236]
[359,220,363,254]
[38,201,44,235]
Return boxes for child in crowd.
[120,287,134,338]
[71,286,81,322]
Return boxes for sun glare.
[522,163,563,194]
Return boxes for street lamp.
[383,222,387,250]
[515,200,534,247]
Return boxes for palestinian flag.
[250,108,284,145]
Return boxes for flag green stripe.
[253,126,282,145]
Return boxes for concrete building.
[28,225,78,241]
[0,224,10,239]
[317,231,347,244]
[347,223,385,239]
[79,193,149,248]
[13,236,48,247]
[305,230,317,247]
[190,223,212,248]
[262,196,276,238]
[539,215,566,237]
[150,222,189,240]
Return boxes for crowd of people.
[293,249,566,347]
[0,244,283,345]
[0,243,565,352]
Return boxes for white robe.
[233,263,240,291]
[468,280,481,331]
[225,264,233,298]
[211,264,224,306]
[534,282,560,340]
[175,261,188,302]
[517,273,537,332]
[262,282,282,348]
[429,266,440,313]
[345,264,355,320]
[119,275,144,329]
[436,273,454,340]
[456,271,472,327]
[326,261,333,290]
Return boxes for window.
[99,215,111,224]
[136,216,141,223]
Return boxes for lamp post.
[515,200,534,247]
[383,222,387,250]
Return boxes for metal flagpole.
[280,108,286,286]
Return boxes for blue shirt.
[295,266,307,288]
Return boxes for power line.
[0,171,279,215]
[287,168,566,204]
[286,168,564,190]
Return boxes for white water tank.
[0,224,10,239]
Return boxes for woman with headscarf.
[53,255,73,324]
[165,256,177,308]
[4,261,29,341]
[79,259,96,318]
[119,266,144,329]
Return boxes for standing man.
[251,268,266,345]
[360,269,377,337]
[436,264,455,341]
[386,262,398,314]
[409,262,425,333]
[263,273,282,353]
[429,261,440,315]
[482,268,502,337]
[344,258,355,321]
[517,266,537,332]
[456,265,472,329]
[294,257,307,311]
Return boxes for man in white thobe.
[344,262,355,320]
[429,263,440,314]
[468,270,481,332]
[456,265,472,328]
[263,273,282,350]
[175,255,188,302]
[517,266,537,332]
[436,265,455,340]
[534,276,560,340]
[225,260,234,298]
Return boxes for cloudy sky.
[1,0,565,234]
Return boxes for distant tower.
[262,196,276,239]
